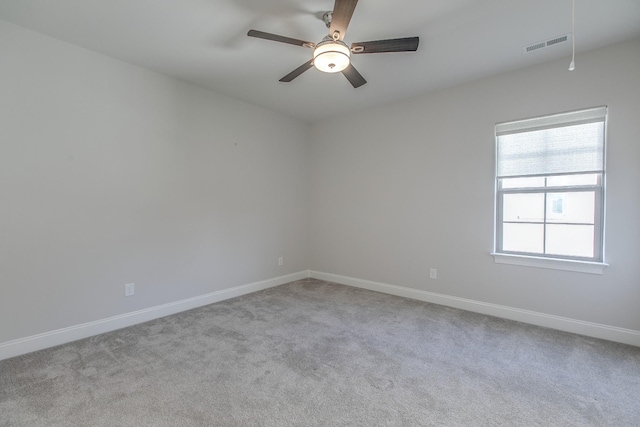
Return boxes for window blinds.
[496,106,606,178]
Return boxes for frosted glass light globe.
[313,40,350,73]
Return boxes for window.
[493,106,607,273]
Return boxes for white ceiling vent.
[524,34,571,53]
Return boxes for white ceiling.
[1,0,639,123]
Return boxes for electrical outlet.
[278,257,284,266]
[429,268,437,279]
[124,282,135,297]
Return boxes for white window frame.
[492,107,608,274]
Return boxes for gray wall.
[0,21,310,343]
[2,16,639,346]
[309,38,640,331]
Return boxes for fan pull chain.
[569,0,576,71]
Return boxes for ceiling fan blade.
[341,64,367,88]
[247,30,315,48]
[351,37,419,54]
[329,0,358,41]
[279,60,315,82]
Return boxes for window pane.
[546,224,595,258]
[503,193,544,222]
[547,173,599,187]
[501,176,546,189]
[546,192,595,224]
[503,223,544,253]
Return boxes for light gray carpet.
[1,278,639,426]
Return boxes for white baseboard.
[3,269,637,361]
[0,270,310,361]
[310,270,640,347]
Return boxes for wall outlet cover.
[125,282,135,297]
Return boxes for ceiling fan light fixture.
[313,39,350,73]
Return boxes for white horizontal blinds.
[496,106,606,178]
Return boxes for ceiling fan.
[247,0,419,88]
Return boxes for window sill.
[491,253,608,274]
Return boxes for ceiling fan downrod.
[323,11,341,40]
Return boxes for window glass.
[501,176,546,189]
[547,173,598,187]
[503,193,544,222]
[546,225,595,258]
[502,223,544,253]
[546,192,595,224]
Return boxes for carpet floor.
[1,278,639,426]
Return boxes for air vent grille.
[546,35,568,46]
[525,42,546,53]
[524,34,571,53]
